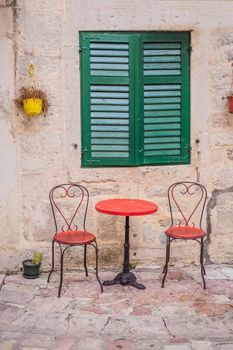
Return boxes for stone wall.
[1,0,233,272]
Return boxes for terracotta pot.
[227,96,233,113]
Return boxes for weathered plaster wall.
[1,0,233,272]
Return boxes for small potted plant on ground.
[15,86,49,116]
[22,252,43,279]
[227,63,233,113]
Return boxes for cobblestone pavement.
[0,265,233,349]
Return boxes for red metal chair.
[47,183,103,297]
[162,182,207,289]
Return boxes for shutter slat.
[90,43,129,50]
[91,92,129,98]
[144,56,181,63]
[144,97,181,104]
[91,85,129,91]
[145,130,181,137]
[144,84,180,90]
[92,145,129,151]
[145,150,180,156]
[144,103,180,111]
[144,70,181,76]
[91,70,128,77]
[144,123,181,131]
[91,56,129,63]
[91,112,129,118]
[91,119,129,125]
[145,136,180,144]
[145,110,181,117]
[92,125,129,131]
[144,50,180,56]
[144,63,181,69]
[91,63,129,70]
[92,152,129,158]
[92,138,129,145]
[91,98,128,105]
[144,43,181,49]
[91,50,129,57]
[145,143,180,150]
[91,131,129,138]
[91,105,129,112]
[144,117,180,124]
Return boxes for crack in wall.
[205,185,233,264]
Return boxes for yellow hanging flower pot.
[23,98,42,116]
[15,86,49,117]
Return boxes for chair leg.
[84,244,88,277]
[58,244,66,298]
[47,239,55,283]
[162,236,170,288]
[200,238,206,290]
[92,241,103,293]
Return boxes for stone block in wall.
[216,192,233,234]
[209,235,233,264]
[142,185,168,199]
[18,13,61,57]
[22,201,53,242]
[98,244,122,266]
[88,185,120,196]
[20,130,62,155]
[22,0,63,14]
[20,152,64,174]
[212,167,233,188]
[210,112,231,128]
[96,215,121,242]
[142,223,159,244]
[17,54,60,81]
[20,173,67,204]
[138,165,197,185]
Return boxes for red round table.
[95,198,158,289]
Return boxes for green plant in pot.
[22,252,43,279]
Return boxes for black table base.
[103,271,145,289]
[103,216,145,290]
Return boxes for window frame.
[80,31,191,168]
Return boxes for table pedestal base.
[103,271,145,290]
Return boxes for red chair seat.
[166,226,206,239]
[54,230,96,245]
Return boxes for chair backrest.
[167,182,207,229]
[49,183,89,233]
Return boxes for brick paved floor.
[0,265,233,349]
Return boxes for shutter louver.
[144,83,181,157]
[81,34,133,166]
[90,85,129,158]
[142,39,189,164]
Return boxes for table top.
[95,198,158,216]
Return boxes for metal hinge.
[81,147,88,155]
[185,144,192,153]
[188,45,192,54]
[79,42,87,53]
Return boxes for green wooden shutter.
[80,33,135,167]
[80,32,190,167]
[140,33,190,165]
